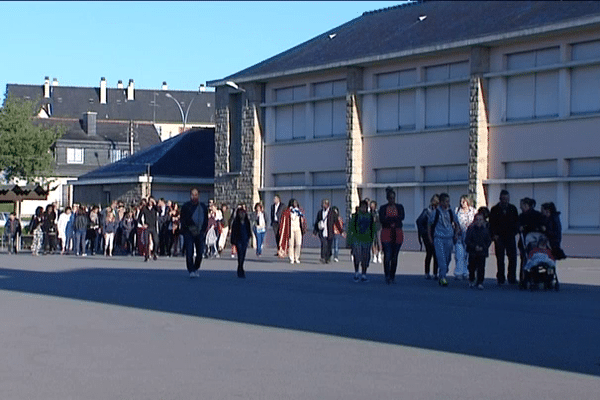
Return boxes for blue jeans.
[434,236,454,279]
[254,228,265,255]
[74,229,87,255]
[333,234,341,259]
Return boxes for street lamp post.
[165,92,198,132]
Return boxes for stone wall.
[345,93,363,223]
[468,75,489,208]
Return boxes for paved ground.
[0,247,599,399]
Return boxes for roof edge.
[207,13,600,87]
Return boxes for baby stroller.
[520,232,559,291]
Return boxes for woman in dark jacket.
[42,204,58,254]
[230,205,252,278]
[30,206,45,256]
[541,202,565,260]
[378,187,405,284]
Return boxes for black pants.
[44,233,57,254]
[235,241,248,275]
[145,229,159,258]
[468,254,486,285]
[184,232,205,272]
[422,235,438,276]
[320,235,333,262]
[272,223,280,251]
[494,235,517,283]
[382,241,402,281]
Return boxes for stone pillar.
[346,68,364,223]
[468,75,489,208]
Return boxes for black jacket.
[180,201,208,235]
[270,202,282,226]
[489,203,519,238]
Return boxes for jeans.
[332,234,341,259]
[254,228,265,255]
[184,232,205,272]
[434,236,454,279]
[74,229,87,255]
[320,235,333,262]
[235,240,248,274]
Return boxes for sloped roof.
[76,128,215,181]
[6,84,215,124]
[37,118,161,150]
[209,0,600,85]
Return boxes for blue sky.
[0,1,402,101]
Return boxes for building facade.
[208,1,600,256]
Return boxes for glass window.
[66,148,84,164]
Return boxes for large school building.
[208,1,600,256]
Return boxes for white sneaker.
[353,273,360,282]
[371,257,377,264]
[377,254,382,263]
[334,258,339,262]
[477,284,484,290]
[290,260,294,264]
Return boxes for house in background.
[72,128,215,207]
[207,0,600,256]
[5,77,216,214]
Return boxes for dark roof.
[6,84,215,124]
[211,0,600,84]
[77,128,215,180]
[37,118,161,150]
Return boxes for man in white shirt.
[271,195,283,256]
[314,199,335,263]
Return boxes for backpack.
[430,208,456,243]
[416,208,429,237]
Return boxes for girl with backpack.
[348,200,376,282]
[416,194,439,280]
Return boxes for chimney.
[100,77,107,104]
[127,79,134,101]
[43,76,50,98]
[52,78,59,86]
[117,80,123,89]
[162,81,168,91]
[82,111,97,135]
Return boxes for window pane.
[293,86,306,100]
[425,86,449,127]
[570,157,600,177]
[332,99,346,136]
[449,61,469,78]
[571,66,600,114]
[449,82,469,125]
[535,47,560,66]
[426,64,448,82]
[333,80,347,96]
[378,72,399,88]
[314,101,332,137]
[398,69,417,86]
[535,71,559,117]
[314,82,333,97]
[276,88,293,102]
[377,92,399,132]
[293,104,306,139]
[507,51,535,70]
[506,75,535,120]
[569,183,600,228]
[572,40,600,61]
[398,90,416,129]
[275,106,293,141]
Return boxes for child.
[348,200,376,282]
[465,213,492,290]
[230,205,252,278]
[4,212,22,254]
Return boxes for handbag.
[317,220,326,230]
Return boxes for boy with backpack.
[347,200,376,282]
[428,193,460,287]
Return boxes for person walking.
[331,206,345,262]
[489,190,520,285]
[253,202,267,256]
[30,207,44,256]
[278,199,307,264]
[4,212,21,254]
[347,200,376,282]
[103,210,118,256]
[428,193,460,287]
[42,204,58,255]
[369,200,382,264]
[230,205,252,278]
[73,206,89,257]
[541,202,566,261]
[271,195,284,256]
[416,194,439,279]
[379,187,405,284]
[314,199,335,263]
[465,212,492,290]
[57,206,72,255]
[454,195,476,280]
[180,188,208,278]
[139,197,160,261]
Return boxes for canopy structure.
[0,184,50,217]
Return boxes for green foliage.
[0,94,63,183]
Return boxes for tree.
[0,94,64,183]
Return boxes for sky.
[0,1,403,101]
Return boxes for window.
[313,80,346,138]
[423,164,468,182]
[569,182,600,229]
[506,47,559,120]
[275,86,306,141]
[570,157,600,177]
[376,69,417,132]
[375,167,415,183]
[312,171,345,186]
[110,149,128,163]
[273,173,305,187]
[505,160,557,179]
[571,40,600,114]
[424,62,469,128]
[66,148,84,164]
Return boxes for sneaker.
[425,274,432,280]
[378,254,383,263]
[439,278,448,287]
[361,274,369,282]
[295,259,300,264]
[231,254,235,258]
[82,254,87,257]
[353,273,360,282]
[477,284,484,290]
[463,274,469,280]
[334,258,339,262]
[469,281,476,288]
[290,260,294,264]
[189,271,198,279]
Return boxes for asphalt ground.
[0,247,599,399]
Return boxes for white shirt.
[321,207,330,238]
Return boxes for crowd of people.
[3,187,565,287]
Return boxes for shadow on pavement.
[0,259,599,377]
